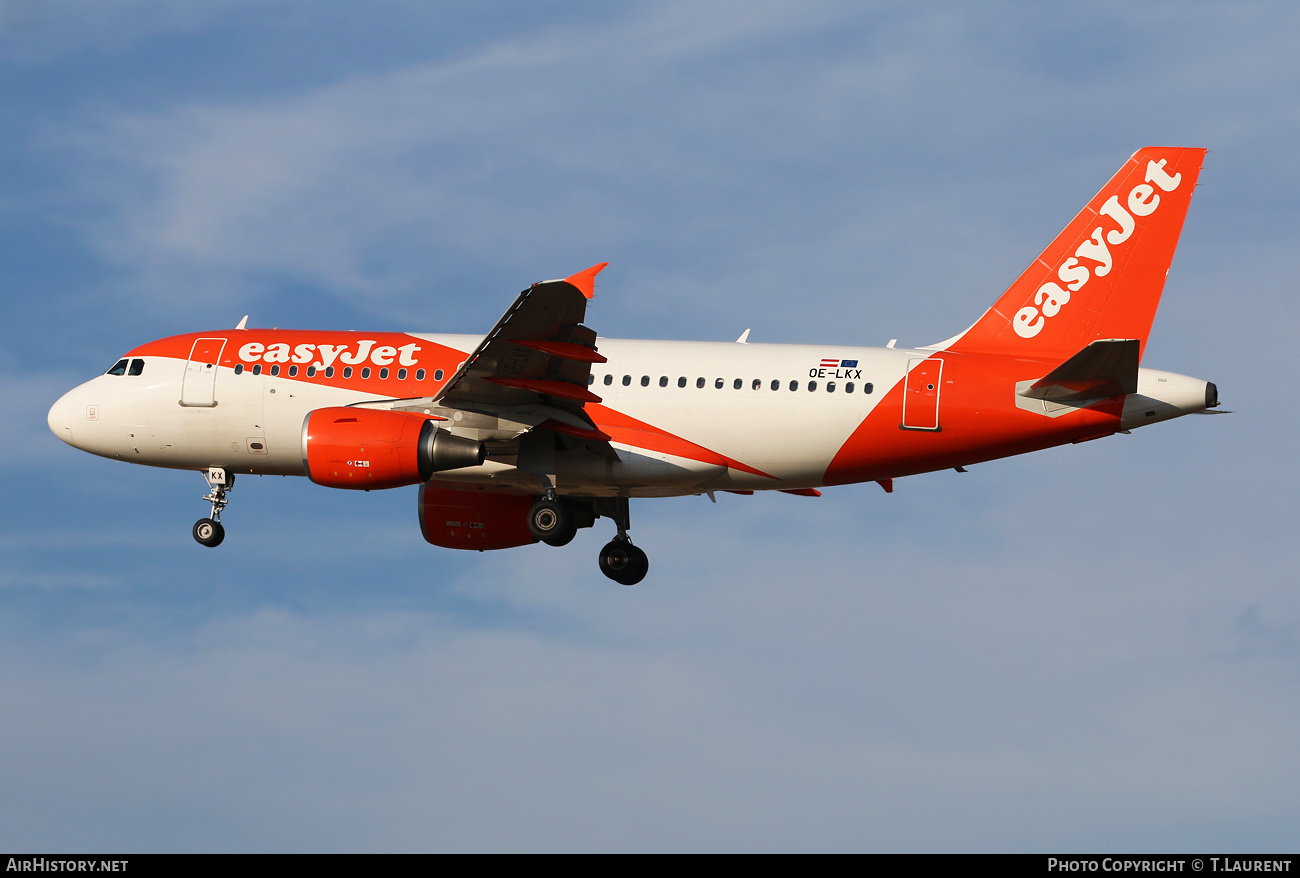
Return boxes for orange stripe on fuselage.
[586,403,775,479]
[824,351,1124,485]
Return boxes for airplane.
[47,147,1219,585]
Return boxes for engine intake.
[302,407,485,490]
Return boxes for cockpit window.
[128,358,145,376]
[106,359,128,376]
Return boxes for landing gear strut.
[193,466,233,548]
[595,497,648,586]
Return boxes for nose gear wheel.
[193,518,225,547]
[193,467,234,548]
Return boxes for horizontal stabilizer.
[1020,339,1139,402]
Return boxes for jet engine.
[302,407,485,490]
[418,484,538,550]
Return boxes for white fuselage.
[48,332,1212,499]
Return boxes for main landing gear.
[598,538,648,586]
[527,493,650,585]
[526,494,578,547]
[595,496,648,586]
[193,466,233,548]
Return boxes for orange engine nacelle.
[419,484,538,550]
[302,407,485,490]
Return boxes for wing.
[435,263,612,440]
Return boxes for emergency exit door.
[901,357,943,431]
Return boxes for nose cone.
[48,391,76,446]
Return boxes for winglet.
[565,263,608,299]
[235,315,249,330]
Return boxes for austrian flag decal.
[811,358,862,379]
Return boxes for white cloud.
[44,0,1298,360]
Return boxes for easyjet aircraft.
[48,147,1219,584]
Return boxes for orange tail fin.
[947,147,1206,361]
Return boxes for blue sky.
[2,0,1297,852]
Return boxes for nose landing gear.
[193,467,234,548]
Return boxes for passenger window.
[659,376,668,387]
[588,374,594,385]
[696,377,705,388]
[865,382,874,394]
[827,382,835,393]
[714,378,724,389]
[640,375,649,387]
[789,380,798,391]
[252,364,262,376]
[106,359,128,376]
[234,364,244,375]
[771,380,779,390]
[678,377,687,388]
[752,379,761,390]
[379,368,389,379]
[604,374,613,386]
[325,366,335,378]
[808,380,817,391]
[128,359,145,376]
[361,367,371,379]
[622,375,631,386]
[270,365,281,377]
[289,365,298,377]
[397,368,407,380]
[417,369,427,380]
[432,369,442,380]
[343,367,353,378]
[730,378,740,390]
[307,366,317,377]
[845,382,854,393]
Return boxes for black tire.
[543,527,576,547]
[528,498,576,547]
[598,540,649,585]
[193,518,225,548]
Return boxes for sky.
[1,0,1297,853]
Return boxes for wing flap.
[484,377,602,403]
[513,339,608,363]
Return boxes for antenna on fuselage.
[235,315,249,330]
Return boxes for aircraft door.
[901,357,943,431]
[180,338,226,407]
